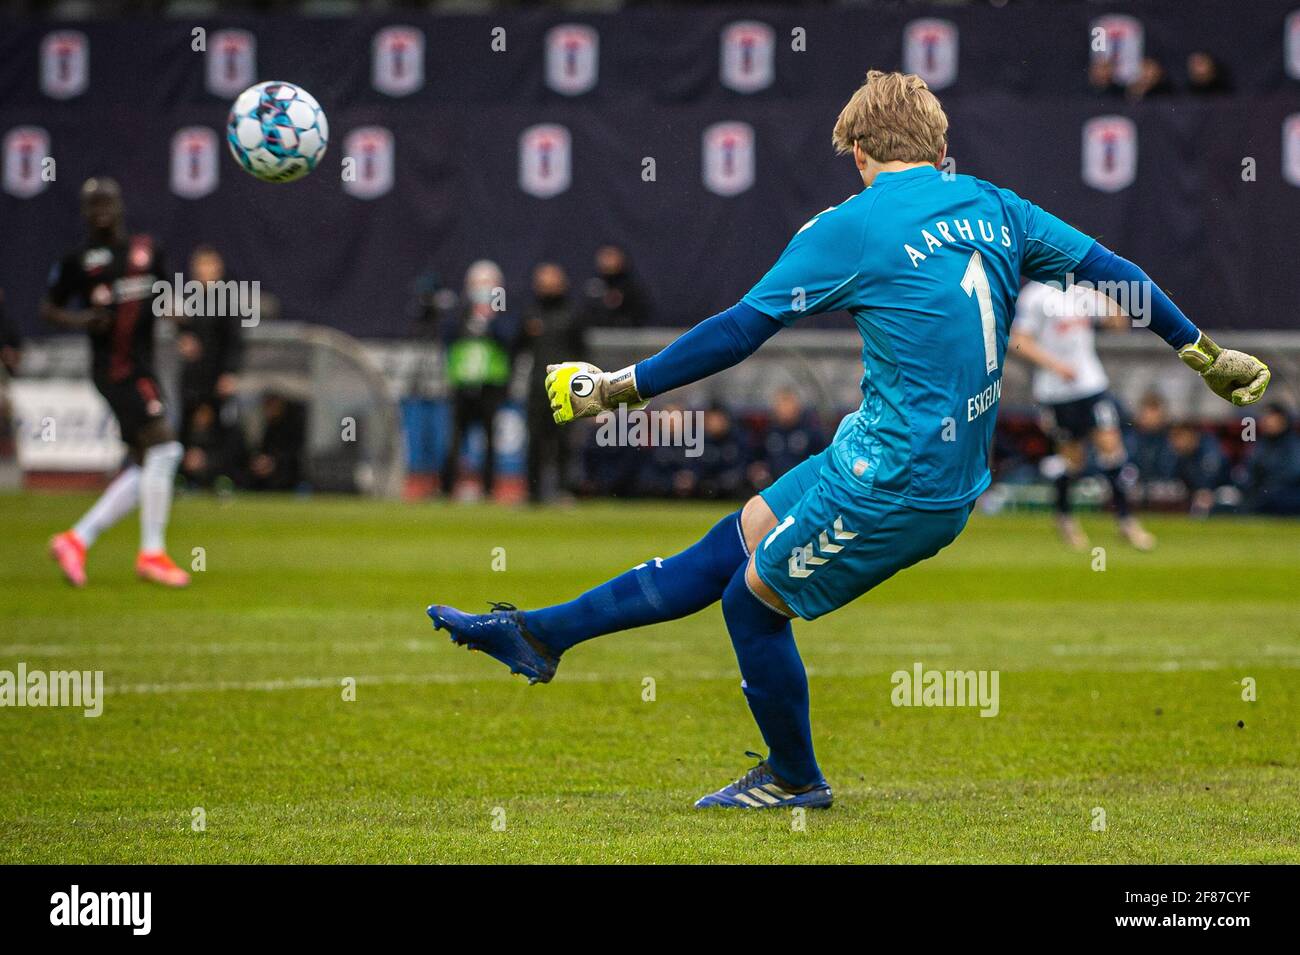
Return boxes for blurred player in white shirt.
[1011,281,1155,551]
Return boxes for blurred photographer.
[440,260,518,500]
[521,262,587,503]
[176,245,243,453]
[581,244,651,328]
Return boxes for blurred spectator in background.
[1186,52,1232,94]
[406,264,457,398]
[403,265,457,486]
[1245,404,1300,515]
[1126,56,1171,101]
[579,417,642,498]
[687,406,747,500]
[521,262,586,504]
[0,288,21,377]
[1167,421,1229,516]
[180,400,246,490]
[747,387,827,491]
[642,402,695,499]
[408,265,457,336]
[247,392,305,492]
[440,259,517,500]
[0,288,20,485]
[177,246,243,455]
[1129,392,1175,481]
[582,244,651,328]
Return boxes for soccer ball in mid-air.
[226,81,328,183]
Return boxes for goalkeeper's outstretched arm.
[546,239,1273,423]
[544,301,781,423]
[1072,241,1270,406]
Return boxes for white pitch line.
[3,640,964,659]
[0,639,438,657]
[106,665,923,695]
[107,670,732,695]
[113,673,489,694]
[103,657,1299,696]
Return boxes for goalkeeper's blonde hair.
[832,70,948,164]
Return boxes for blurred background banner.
[2,0,1299,339]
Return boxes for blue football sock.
[720,564,822,789]
[523,510,748,654]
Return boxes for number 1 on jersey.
[960,250,998,374]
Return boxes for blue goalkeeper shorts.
[755,450,974,620]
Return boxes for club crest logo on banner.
[903,19,959,91]
[1089,15,1144,85]
[40,30,89,100]
[703,121,755,196]
[372,26,425,97]
[720,21,775,94]
[343,126,395,199]
[1284,113,1300,187]
[1287,11,1300,81]
[3,126,51,199]
[545,25,599,96]
[207,29,257,98]
[1082,115,1137,193]
[519,124,572,199]
[170,127,219,199]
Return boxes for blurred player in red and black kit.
[43,177,189,588]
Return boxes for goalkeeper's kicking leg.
[426,492,779,684]
[424,488,833,810]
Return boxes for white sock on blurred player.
[139,441,182,553]
[73,464,141,547]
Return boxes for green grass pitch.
[1,492,1297,863]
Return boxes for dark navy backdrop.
[1,1,1298,339]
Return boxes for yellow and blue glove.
[1178,333,1270,406]
[544,362,645,424]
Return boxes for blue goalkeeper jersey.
[741,165,1096,510]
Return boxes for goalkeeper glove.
[544,362,645,424]
[1178,333,1271,406]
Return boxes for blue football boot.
[427,601,559,685]
[695,752,833,809]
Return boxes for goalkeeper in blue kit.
[427,71,1270,809]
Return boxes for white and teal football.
[226,81,328,183]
